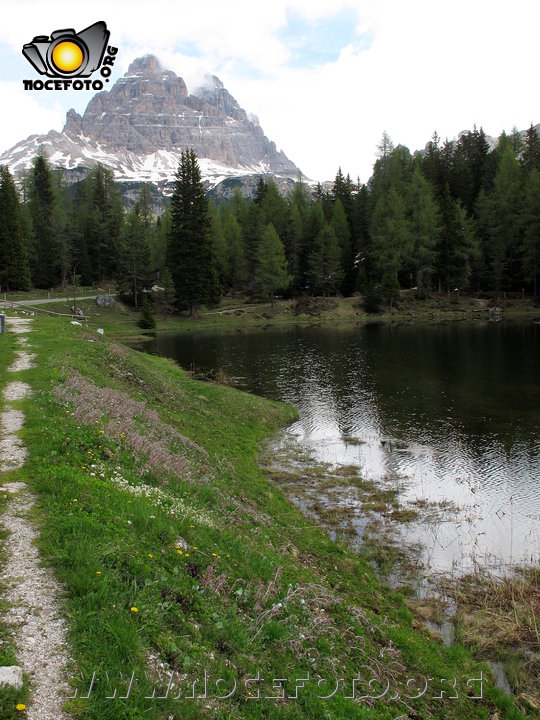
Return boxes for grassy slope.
[0,314,526,719]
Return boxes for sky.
[0,0,539,183]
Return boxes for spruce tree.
[167,150,220,317]
[0,165,31,291]
[153,267,176,319]
[255,223,291,307]
[521,168,540,295]
[28,152,59,288]
[86,164,123,283]
[521,124,540,175]
[407,167,440,292]
[223,214,247,296]
[116,206,151,308]
[308,224,344,297]
[330,199,352,294]
[138,293,156,329]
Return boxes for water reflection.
[137,321,540,574]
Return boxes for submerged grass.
[0,312,529,719]
[439,569,540,715]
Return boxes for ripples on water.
[140,322,540,576]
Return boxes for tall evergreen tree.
[521,124,540,174]
[0,166,31,291]
[521,168,540,295]
[86,164,124,283]
[330,199,353,294]
[167,150,220,317]
[152,207,171,275]
[407,167,440,291]
[490,147,523,291]
[116,206,151,308]
[308,223,344,296]
[436,186,477,293]
[223,214,247,296]
[370,187,411,285]
[255,223,291,307]
[27,152,59,288]
[153,266,176,319]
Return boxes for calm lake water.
[137,321,540,576]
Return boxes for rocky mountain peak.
[126,54,163,77]
[0,55,300,194]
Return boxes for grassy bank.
[0,313,530,719]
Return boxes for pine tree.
[28,152,59,288]
[167,150,220,317]
[208,199,228,287]
[407,167,440,292]
[86,164,124,283]
[490,147,523,291]
[152,208,171,275]
[521,124,540,175]
[436,187,477,293]
[223,214,247,296]
[153,266,176,319]
[308,224,344,296]
[116,206,151,308]
[255,223,291,307]
[370,187,411,286]
[330,199,352,293]
[138,293,156,329]
[521,168,540,295]
[0,165,31,291]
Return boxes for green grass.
[0,313,529,719]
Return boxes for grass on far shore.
[4,289,540,342]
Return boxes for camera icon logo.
[22,21,110,78]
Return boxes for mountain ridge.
[0,54,301,194]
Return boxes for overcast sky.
[1,0,539,182]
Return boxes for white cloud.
[1,0,540,181]
[0,81,65,149]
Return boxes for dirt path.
[0,317,73,719]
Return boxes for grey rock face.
[0,54,299,186]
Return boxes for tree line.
[1,123,540,312]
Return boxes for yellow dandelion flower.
[148,554,153,558]
[130,606,138,613]
[211,553,217,557]
[99,429,104,434]
[96,571,102,575]
[16,704,26,711]
[192,546,198,550]
[185,553,190,558]
[177,550,183,555]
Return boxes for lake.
[136,320,540,577]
